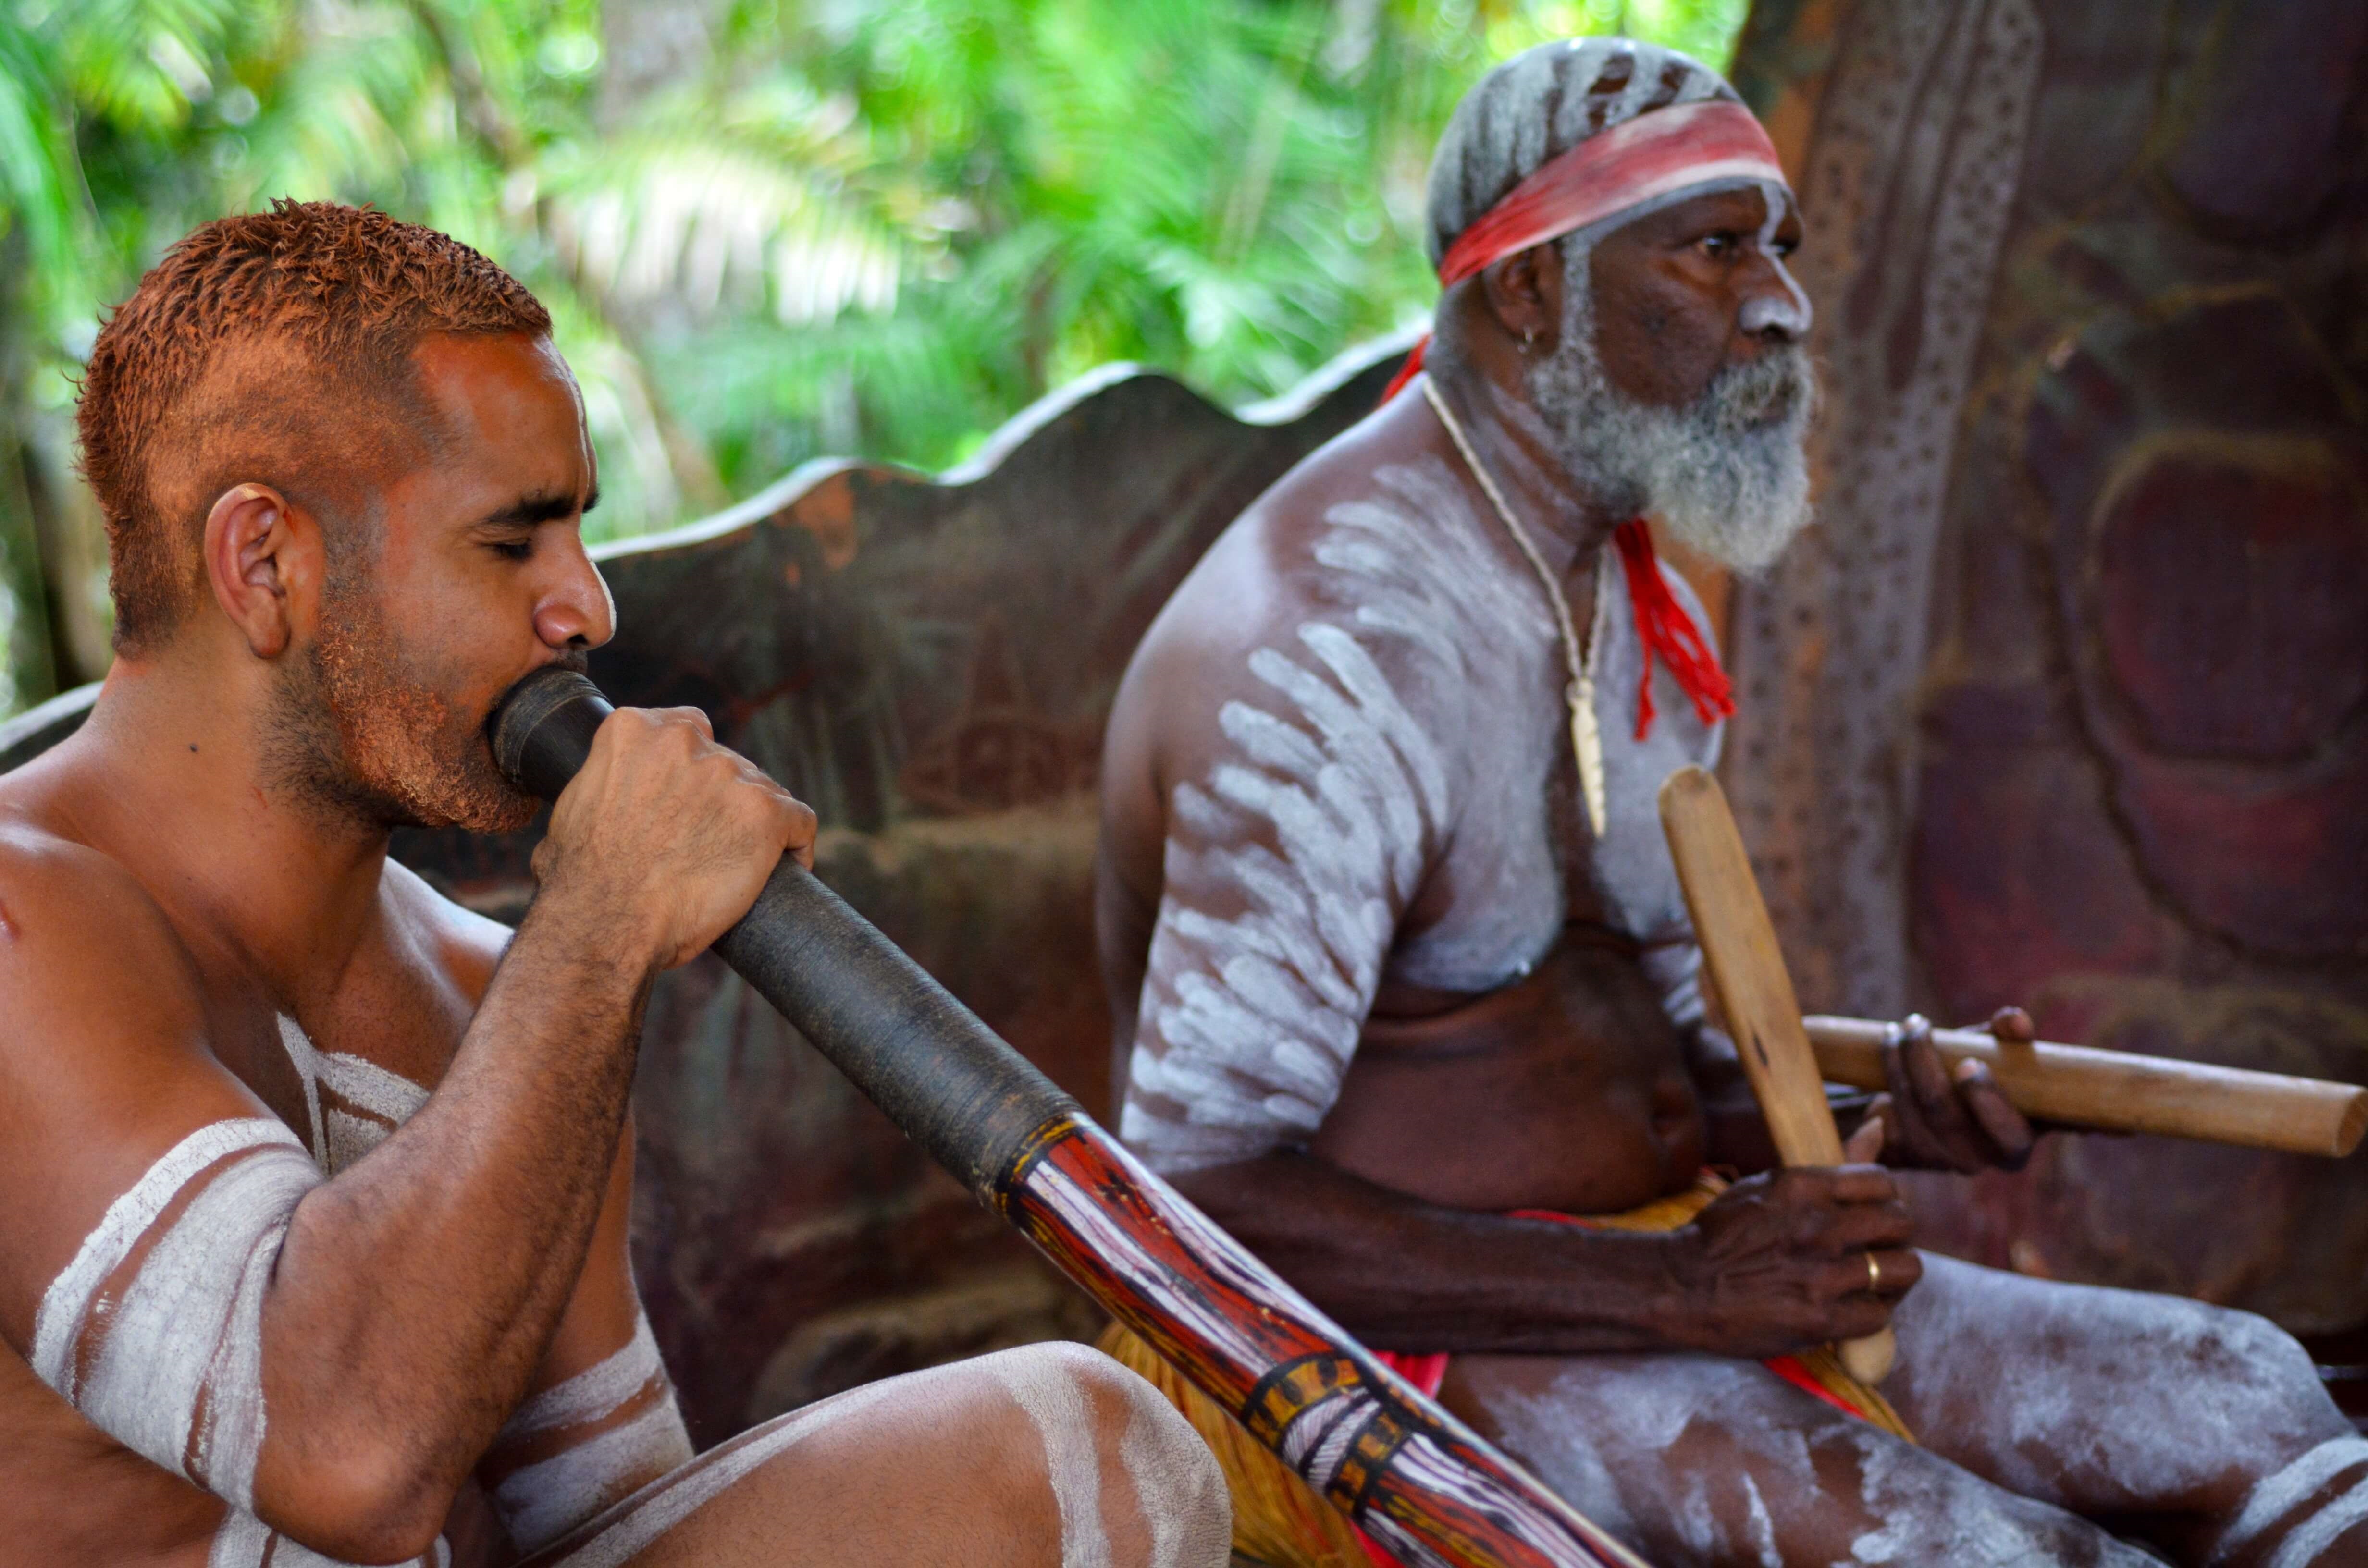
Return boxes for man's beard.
[264,578,541,835]
[1527,246,1817,576]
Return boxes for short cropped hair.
[78,200,552,653]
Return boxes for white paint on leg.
[2265,1475,2368,1568]
[2212,1437,2368,1568]
[1116,1372,1231,1568]
[984,1350,1113,1568]
[541,1378,911,1568]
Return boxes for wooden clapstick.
[1657,764,1897,1385]
[1801,1017,2368,1157]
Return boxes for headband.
[1437,98,1788,286]
[1383,98,1790,404]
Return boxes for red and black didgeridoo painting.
[493,669,1652,1568]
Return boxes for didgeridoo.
[490,669,1651,1568]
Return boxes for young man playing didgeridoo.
[0,201,1230,1568]
[1095,37,2368,1568]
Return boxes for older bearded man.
[1093,38,2368,1568]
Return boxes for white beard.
[1525,245,1817,576]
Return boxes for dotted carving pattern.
[1723,0,2043,1016]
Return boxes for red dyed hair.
[77,200,551,653]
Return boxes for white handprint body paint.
[1121,455,1722,1175]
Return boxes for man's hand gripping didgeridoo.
[530,705,817,970]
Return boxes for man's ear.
[1480,243,1565,356]
[202,483,321,659]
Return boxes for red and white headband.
[1437,98,1789,286]
[1384,98,1790,401]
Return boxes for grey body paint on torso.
[1121,454,1721,1174]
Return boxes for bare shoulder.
[379,858,515,1007]
[0,813,213,1071]
[0,812,264,1335]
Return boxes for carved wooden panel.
[1729,0,2368,1336]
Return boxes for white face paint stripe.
[496,1397,695,1554]
[31,1119,302,1390]
[2214,1437,2368,1566]
[985,1353,1114,1568]
[506,1311,671,1437]
[78,1142,317,1498]
[1746,177,1813,336]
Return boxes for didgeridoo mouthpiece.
[489,666,613,801]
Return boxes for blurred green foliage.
[0,0,1744,708]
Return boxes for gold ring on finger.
[1866,1251,1884,1293]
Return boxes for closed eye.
[488,537,534,562]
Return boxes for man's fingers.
[1825,1294,1899,1341]
[656,704,716,741]
[1820,1204,1915,1259]
[1779,1164,1899,1205]
[1900,1017,1958,1112]
[1988,1005,2035,1044]
[1955,1061,2036,1169]
[1843,1111,1886,1164]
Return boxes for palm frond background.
[0,0,1746,712]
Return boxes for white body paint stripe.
[542,1378,910,1568]
[493,1311,694,1553]
[321,1050,432,1125]
[985,1352,1114,1568]
[2266,1476,2368,1568]
[1118,1373,1232,1568]
[31,1119,303,1391]
[498,1398,696,1554]
[277,1016,328,1162]
[2214,1436,2368,1566]
[78,1139,318,1501]
[506,1311,671,1436]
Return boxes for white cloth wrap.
[493,1309,694,1552]
[32,1118,318,1507]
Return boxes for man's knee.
[971,1342,1229,1568]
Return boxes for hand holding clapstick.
[1657,764,1898,1385]
[491,668,1654,1568]
[1800,1013,2366,1158]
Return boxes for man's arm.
[1166,1146,1912,1359]
[0,705,808,1562]
[1113,605,1916,1361]
[472,1115,693,1557]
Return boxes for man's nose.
[533,538,617,651]
[1739,255,1814,344]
